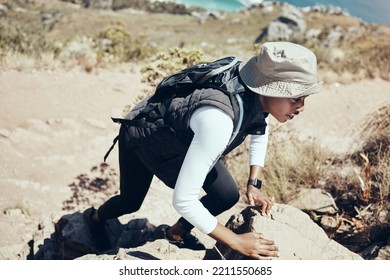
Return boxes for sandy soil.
[0,67,389,257]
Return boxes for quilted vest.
[116,85,268,188]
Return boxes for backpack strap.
[229,93,244,146]
[197,57,238,83]
[103,134,119,162]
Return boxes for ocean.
[174,0,390,25]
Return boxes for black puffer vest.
[115,79,268,188]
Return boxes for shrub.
[352,104,390,203]
[324,104,390,255]
[122,47,205,115]
[313,26,390,81]
[95,21,153,63]
[0,24,54,58]
[224,125,332,203]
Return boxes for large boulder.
[256,5,306,43]
[30,205,364,260]
[208,204,363,260]
[287,188,339,214]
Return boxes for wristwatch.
[247,178,262,189]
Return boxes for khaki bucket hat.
[239,42,323,98]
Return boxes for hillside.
[0,0,389,261]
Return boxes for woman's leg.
[96,129,154,222]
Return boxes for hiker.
[83,41,323,260]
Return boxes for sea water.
[174,0,390,25]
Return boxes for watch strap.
[247,178,262,189]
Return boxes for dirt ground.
[0,66,389,258]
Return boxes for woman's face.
[259,95,307,123]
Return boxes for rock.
[87,0,113,9]
[303,5,348,17]
[0,243,31,260]
[323,27,343,47]
[77,240,204,260]
[288,188,339,214]
[34,212,122,259]
[111,0,203,15]
[0,128,11,138]
[306,28,322,39]
[85,118,107,129]
[209,205,362,260]
[376,242,390,260]
[33,212,206,260]
[4,208,26,218]
[320,215,339,237]
[377,246,390,259]
[266,21,294,41]
[29,204,369,260]
[256,5,306,42]
[117,218,156,248]
[0,4,8,16]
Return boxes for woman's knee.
[111,195,144,215]
[204,187,240,211]
[122,200,143,213]
[222,188,240,208]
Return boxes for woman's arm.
[246,165,274,215]
[172,106,233,234]
[247,117,274,215]
[173,106,278,258]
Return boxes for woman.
[83,41,323,260]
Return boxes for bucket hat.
[239,42,323,98]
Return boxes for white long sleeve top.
[172,106,269,234]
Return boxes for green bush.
[95,21,152,63]
[122,47,205,115]
[0,24,55,58]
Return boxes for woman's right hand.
[234,232,279,260]
[209,223,279,260]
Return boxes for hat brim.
[239,58,323,98]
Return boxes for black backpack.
[155,56,241,95]
[105,56,245,161]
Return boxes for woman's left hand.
[246,186,274,216]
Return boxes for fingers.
[253,232,273,245]
[261,201,268,216]
[247,190,274,216]
[247,194,254,206]
[258,248,279,257]
[239,233,279,260]
[258,238,275,246]
[260,197,273,216]
[267,196,275,214]
[256,237,278,251]
[249,244,279,260]
[254,233,279,256]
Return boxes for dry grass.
[263,128,331,203]
[322,105,390,255]
[223,124,333,204]
[1,0,389,84]
[352,104,390,203]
